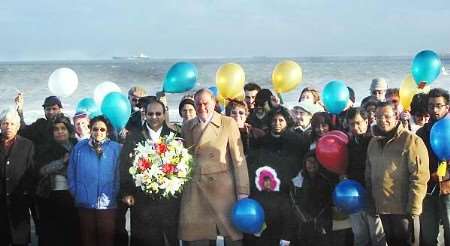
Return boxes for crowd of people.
[0,78,449,246]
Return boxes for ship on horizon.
[112,53,151,60]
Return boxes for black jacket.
[347,133,372,187]
[0,135,35,244]
[247,129,308,194]
[417,121,440,193]
[19,118,53,157]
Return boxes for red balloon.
[328,130,349,144]
[316,133,348,174]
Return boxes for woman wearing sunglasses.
[68,115,122,246]
[225,100,265,156]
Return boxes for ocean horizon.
[1,56,448,124]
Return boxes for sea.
[0,56,449,124]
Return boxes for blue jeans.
[420,193,450,246]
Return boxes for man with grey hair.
[0,108,36,246]
[179,88,249,246]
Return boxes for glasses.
[428,103,447,110]
[231,110,245,115]
[146,112,162,117]
[92,127,106,132]
[389,99,399,104]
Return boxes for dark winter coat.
[0,135,35,244]
[346,133,372,187]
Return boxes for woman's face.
[53,123,69,143]
[300,91,315,103]
[414,113,430,126]
[314,123,330,138]
[230,105,247,128]
[305,157,319,175]
[181,104,196,122]
[91,121,108,142]
[271,114,288,134]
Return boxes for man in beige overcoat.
[179,88,250,246]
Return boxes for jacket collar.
[189,111,222,130]
[141,122,172,139]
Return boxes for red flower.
[162,163,176,174]
[156,143,168,155]
[138,158,151,170]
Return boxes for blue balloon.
[322,80,349,114]
[101,92,131,130]
[76,97,100,119]
[231,198,265,234]
[163,62,198,93]
[333,179,367,214]
[208,86,218,96]
[430,116,450,161]
[412,50,442,86]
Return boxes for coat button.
[5,178,10,181]
[6,161,10,165]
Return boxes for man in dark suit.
[120,99,180,246]
[0,108,35,246]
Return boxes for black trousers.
[37,190,79,246]
[114,202,129,246]
[380,214,419,246]
[130,195,180,246]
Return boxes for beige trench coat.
[179,112,250,241]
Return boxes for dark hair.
[89,115,114,137]
[225,100,248,116]
[302,150,318,169]
[385,88,399,99]
[362,97,380,110]
[267,106,295,130]
[376,101,394,110]
[145,99,166,113]
[136,96,158,109]
[346,107,368,121]
[310,112,333,140]
[254,89,273,107]
[178,98,195,117]
[51,114,75,137]
[347,86,356,103]
[410,93,429,116]
[428,88,449,105]
[244,83,261,92]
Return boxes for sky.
[2,0,450,61]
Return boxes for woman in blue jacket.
[68,115,121,246]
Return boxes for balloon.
[412,50,442,86]
[272,60,303,93]
[328,130,349,145]
[101,92,131,130]
[231,198,265,234]
[48,68,79,97]
[94,81,122,105]
[316,132,348,174]
[322,80,349,114]
[208,86,218,97]
[430,116,450,161]
[333,179,367,214]
[399,74,431,111]
[216,63,245,99]
[76,97,100,118]
[163,62,198,93]
[217,93,228,107]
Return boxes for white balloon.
[94,81,122,105]
[48,68,79,97]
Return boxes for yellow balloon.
[272,60,303,93]
[216,63,245,99]
[400,74,431,111]
[228,90,245,101]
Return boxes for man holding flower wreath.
[120,98,184,246]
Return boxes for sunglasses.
[146,112,163,117]
[390,99,399,104]
[92,127,106,132]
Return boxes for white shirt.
[146,124,163,143]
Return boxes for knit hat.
[42,96,62,108]
[178,98,195,117]
[370,78,388,91]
